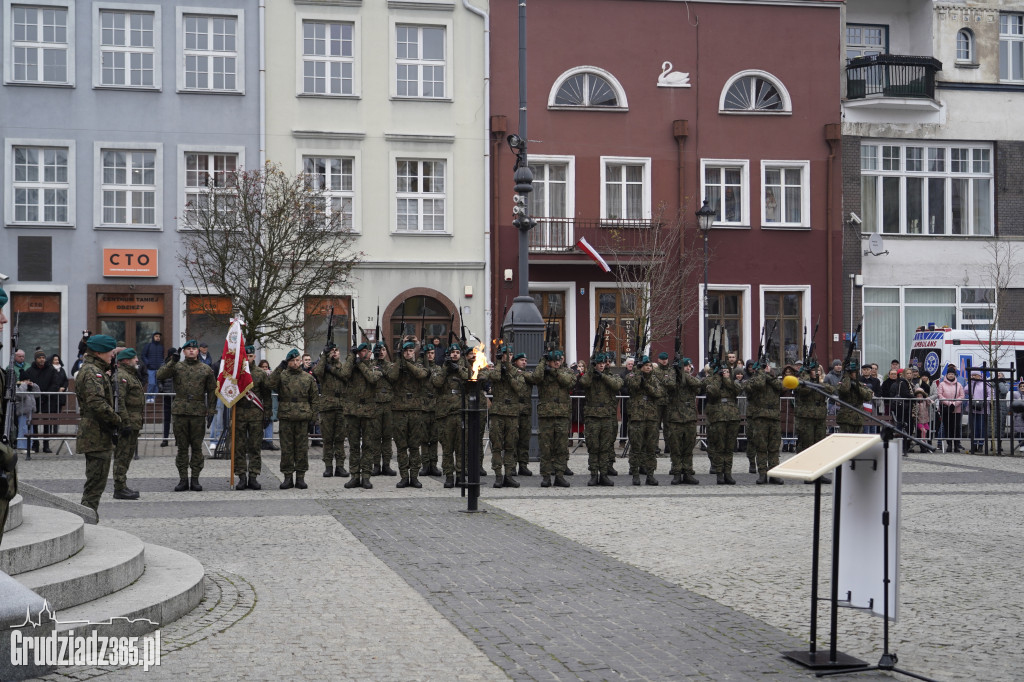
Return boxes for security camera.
[0,272,9,282]
[506,134,525,152]
[849,212,862,226]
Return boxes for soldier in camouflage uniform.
[513,353,534,476]
[624,356,664,485]
[387,341,430,488]
[341,342,383,489]
[112,348,143,500]
[665,357,702,485]
[235,344,270,490]
[157,339,217,492]
[653,352,672,455]
[705,363,742,484]
[75,334,121,513]
[431,344,468,488]
[479,345,527,488]
[372,342,397,476]
[417,344,442,477]
[270,349,319,490]
[795,363,833,451]
[837,361,874,434]
[525,350,576,487]
[578,352,621,486]
[745,361,785,485]
[1,286,17,546]
[313,342,349,478]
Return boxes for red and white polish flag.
[576,236,612,273]
[216,318,261,409]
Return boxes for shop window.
[10,292,61,358]
[186,294,231,348]
[304,296,351,358]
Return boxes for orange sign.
[304,296,351,316]
[187,295,232,315]
[96,293,165,316]
[103,249,158,277]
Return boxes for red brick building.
[489,0,846,367]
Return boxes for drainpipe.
[258,0,266,168]
[463,0,491,342]
[825,123,841,359]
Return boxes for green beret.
[356,342,370,352]
[546,350,564,361]
[681,357,692,366]
[245,345,255,354]
[116,348,137,361]
[324,341,337,350]
[0,284,7,308]
[181,339,199,349]
[402,341,416,350]
[86,334,117,352]
[513,353,526,361]
[447,344,461,354]
[286,348,300,361]
[658,352,669,360]
[639,355,652,366]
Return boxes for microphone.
[782,375,801,391]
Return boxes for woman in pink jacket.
[936,365,965,453]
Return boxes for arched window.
[719,70,791,113]
[388,294,454,350]
[548,66,628,110]
[956,29,974,63]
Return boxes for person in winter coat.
[140,332,165,399]
[936,366,965,452]
[15,378,39,451]
[880,368,913,449]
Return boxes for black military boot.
[769,477,785,485]
[518,463,533,476]
[113,486,140,500]
[361,477,373,489]
[503,474,519,488]
[540,475,552,488]
[335,465,349,478]
[598,473,615,486]
[236,475,248,490]
[748,461,757,474]
[371,463,382,476]
[478,464,488,477]
[682,474,699,485]
[563,466,574,476]
[671,474,683,485]
[756,474,769,485]
[723,473,737,485]
[409,473,422,489]
[607,464,618,476]
[397,476,410,488]
[382,463,397,476]
[189,477,203,492]
[554,475,570,488]
[588,473,600,486]
[344,476,361,489]
[632,474,641,486]
[174,476,189,492]
[716,472,726,485]
[419,464,430,476]
[429,463,443,477]
[638,466,647,475]
[280,473,294,490]
[295,473,308,490]
[645,474,658,486]
[248,474,262,490]
[492,476,503,488]
[323,465,334,477]
[443,475,455,489]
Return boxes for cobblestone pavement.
[12,445,1024,680]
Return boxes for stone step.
[0,505,84,576]
[55,544,205,638]
[3,493,22,532]
[15,525,146,611]
[0,572,56,681]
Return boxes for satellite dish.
[865,233,889,257]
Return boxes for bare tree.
[177,162,362,347]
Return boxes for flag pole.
[229,406,236,489]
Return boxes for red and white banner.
[576,236,611,272]
[216,318,260,409]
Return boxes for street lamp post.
[696,199,716,364]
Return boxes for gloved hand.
[277,359,288,371]
[119,427,132,438]
[446,360,459,373]
[166,348,179,362]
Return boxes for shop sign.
[103,249,158,277]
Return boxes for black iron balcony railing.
[846,54,942,100]
[527,217,659,253]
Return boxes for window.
[396,25,445,98]
[860,142,993,236]
[956,29,974,64]
[845,24,887,60]
[548,66,627,109]
[304,296,351,359]
[701,159,750,227]
[303,156,354,231]
[595,288,639,365]
[532,290,566,353]
[720,71,790,113]
[302,20,353,95]
[180,12,241,92]
[396,159,445,232]
[601,157,651,221]
[528,158,572,251]
[186,294,232,348]
[12,145,69,224]
[960,288,995,330]
[184,151,237,219]
[9,3,70,84]
[100,149,156,227]
[761,161,809,228]
[1000,13,1024,82]
[764,291,804,367]
[388,295,451,351]
[708,291,744,360]
[9,292,61,355]
[863,287,974,366]
[99,9,156,87]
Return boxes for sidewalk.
[17,446,1024,681]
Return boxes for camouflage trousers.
[628,418,659,475]
[488,414,518,475]
[375,409,393,466]
[81,449,112,513]
[418,412,438,467]
[320,409,347,467]
[537,416,569,477]
[837,422,862,434]
[748,416,781,474]
[112,429,138,489]
[665,421,697,475]
[392,409,424,476]
[172,415,207,477]
[279,419,310,474]
[438,413,463,476]
[346,414,381,477]
[584,416,617,474]
[235,417,263,476]
[516,413,532,465]
[796,417,827,452]
[708,419,740,474]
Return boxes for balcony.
[845,54,942,112]
[527,218,661,256]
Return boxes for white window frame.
[92,141,163,230]
[390,19,451,101]
[297,18,357,98]
[301,154,357,233]
[955,28,975,66]
[527,155,575,219]
[3,0,75,86]
[547,65,628,111]
[698,284,753,365]
[719,69,791,115]
[599,156,651,222]
[5,138,75,227]
[758,285,811,363]
[760,160,810,229]
[391,156,449,234]
[92,3,161,90]
[1000,13,1024,83]
[176,7,245,94]
[176,144,244,230]
[700,158,750,228]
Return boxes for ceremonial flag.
[576,236,611,272]
[216,318,260,408]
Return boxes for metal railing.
[528,217,660,253]
[846,54,941,100]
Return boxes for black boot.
[397,476,410,488]
[161,439,169,447]
[769,477,785,485]
[632,474,641,486]
[554,475,570,488]
[518,463,533,476]
[540,475,552,488]
[503,475,520,488]
[588,473,600,486]
[248,474,262,490]
[478,465,488,477]
[598,473,615,486]
[645,474,658,486]
[419,464,430,476]
[382,464,397,476]
[563,466,574,476]
[607,464,618,476]
[492,476,503,488]
[295,473,308,490]
[638,466,647,475]
[748,462,757,474]
[113,486,140,500]
[671,474,683,485]
[323,465,334,477]
[371,463,382,476]
[682,474,699,485]
[236,475,248,490]
[444,475,455,489]
[723,473,736,485]
[716,472,726,485]
[335,465,349,478]
[429,463,443,476]
[344,476,361,489]
[361,477,373,489]
[756,474,768,485]
[280,474,294,490]
[409,474,422,489]
[189,477,203,491]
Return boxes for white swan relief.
[657,61,691,88]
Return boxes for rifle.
[804,315,821,367]
[762,314,780,368]
[374,303,383,358]
[708,323,719,372]
[447,313,456,350]
[2,317,20,449]
[351,316,358,350]
[397,300,406,353]
[842,323,862,378]
[110,360,121,447]
[420,299,427,348]
[458,305,468,351]
[324,305,335,354]
[757,323,767,368]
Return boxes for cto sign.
[103,249,158,277]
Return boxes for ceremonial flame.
[470,341,489,380]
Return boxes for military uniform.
[431,352,468,486]
[386,349,430,486]
[525,357,575,486]
[665,362,703,483]
[795,368,833,451]
[75,341,121,512]
[373,347,396,475]
[157,344,216,489]
[270,354,319,489]
[837,372,874,434]
[112,353,145,498]
[339,347,383,488]
[745,368,784,483]
[313,349,349,477]
[705,370,742,484]
[2,342,21,544]
[652,359,671,453]
[417,350,441,476]
[235,353,271,489]
[578,359,622,484]
[480,355,528,486]
[625,362,665,484]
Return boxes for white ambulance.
[909,328,1024,380]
